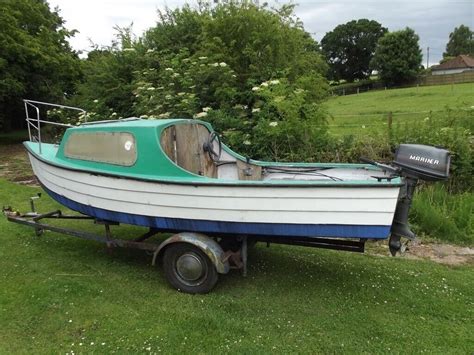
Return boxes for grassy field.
[325,83,474,136]
[0,180,473,353]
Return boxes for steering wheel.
[203,131,222,162]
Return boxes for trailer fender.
[152,232,230,274]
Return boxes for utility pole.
[426,47,430,69]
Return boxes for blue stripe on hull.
[42,185,391,239]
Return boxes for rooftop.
[432,55,474,71]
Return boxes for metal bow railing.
[23,99,87,154]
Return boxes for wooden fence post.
[387,111,393,141]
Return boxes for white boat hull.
[29,153,401,239]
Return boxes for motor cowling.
[392,144,450,181]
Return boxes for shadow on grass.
[18,223,392,295]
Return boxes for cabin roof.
[76,118,196,130]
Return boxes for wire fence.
[310,108,472,138]
[329,71,474,97]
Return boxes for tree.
[321,19,387,82]
[370,28,422,85]
[443,25,473,58]
[0,0,81,131]
[134,2,329,160]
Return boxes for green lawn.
[325,83,474,136]
[1,179,473,353]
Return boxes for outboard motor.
[389,144,450,255]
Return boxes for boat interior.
[160,122,395,182]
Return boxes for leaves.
[321,19,387,82]
[370,28,423,85]
[0,0,80,130]
[443,25,474,58]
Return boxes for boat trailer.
[3,194,370,294]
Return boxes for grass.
[412,185,473,245]
[0,179,473,353]
[325,83,474,136]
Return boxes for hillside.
[325,83,474,136]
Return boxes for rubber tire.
[162,243,218,294]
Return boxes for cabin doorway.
[160,122,217,178]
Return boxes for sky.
[48,0,473,66]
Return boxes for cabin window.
[64,132,137,166]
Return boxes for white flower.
[202,107,211,112]
[232,75,236,78]
[146,49,155,53]
[252,87,260,91]
[219,62,227,67]
[165,94,172,100]
[165,68,173,71]
[189,85,196,89]
[93,99,99,103]
[177,92,185,96]
[424,117,430,121]
[198,56,208,60]
[168,83,174,86]
[147,87,155,91]
[211,62,219,67]
[252,108,261,113]
[194,112,208,118]
[111,112,117,116]
[269,80,280,85]
[269,121,278,127]
[243,140,251,145]
[157,86,164,90]
[261,82,269,87]
[172,73,180,77]
[158,112,170,118]
[361,125,366,128]
[123,48,135,52]
[140,115,149,118]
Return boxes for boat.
[17,99,450,293]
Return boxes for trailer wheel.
[162,243,218,294]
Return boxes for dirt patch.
[403,240,474,265]
[368,239,474,266]
[0,144,38,186]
